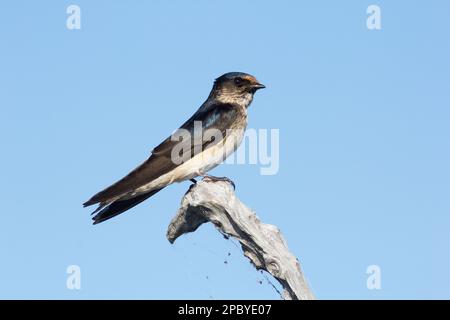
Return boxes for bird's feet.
[186,178,198,193]
[202,174,236,190]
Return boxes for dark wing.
[151,102,237,157]
[83,153,175,207]
[83,102,238,207]
[91,188,164,224]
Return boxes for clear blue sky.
[1,1,449,299]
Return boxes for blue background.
[0,1,449,299]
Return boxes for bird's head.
[210,72,265,106]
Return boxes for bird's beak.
[252,83,266,90]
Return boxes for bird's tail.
[91,188,164,225]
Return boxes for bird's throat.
[216,92,254,108]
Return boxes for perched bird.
[83,72,265,224]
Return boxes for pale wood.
[166,178,314,300]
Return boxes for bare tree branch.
[166,178,314,300]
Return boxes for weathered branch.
[166,178,314,300]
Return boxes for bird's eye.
[234,77,243,86]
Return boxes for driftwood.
[166,178,314,300]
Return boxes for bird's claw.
[202,175,236,190]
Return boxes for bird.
[83,72,265,224]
